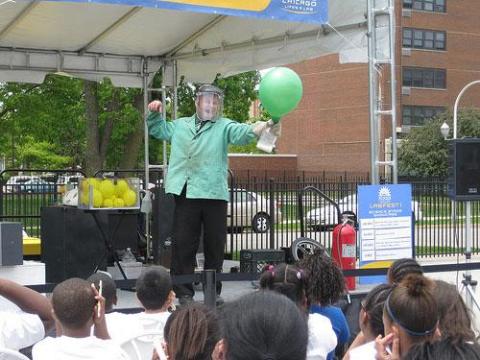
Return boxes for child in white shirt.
[32,278,128,360]
[0,277,54,351]
[129,266,175,334]
[88,272,141,343]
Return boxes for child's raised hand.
[91,282,106,324]
[374,333,400,360]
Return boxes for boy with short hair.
[132,266,175,333]
[32,278,128,360]
[87,272,140,342]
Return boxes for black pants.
[171,190,227,298]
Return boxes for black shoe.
[215,295,225,306]
[179,295,194,307]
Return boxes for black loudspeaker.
[41,206,139,283]
[0,222,23,266]
[151,187,175,268]
[448,139,480,201]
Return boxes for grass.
[225,251,241,261]
[1,192,59,237]
[1,192,59,214]
[416,195,480,218]
[414,246,479,257]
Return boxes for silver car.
[305,194,422,231]
[227,189,281,233]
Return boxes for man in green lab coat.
[148,84,279,305]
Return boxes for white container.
[77,177,140,210]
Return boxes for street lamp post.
[440,122,450,140]
[453,80,480,139]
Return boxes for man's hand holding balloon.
[255,67,302,153]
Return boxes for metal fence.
[0,169,86,237]
[1,169,479,259]
[226,172,480,259]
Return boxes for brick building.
[272,0,480,174]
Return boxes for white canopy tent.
[0,0,368,86]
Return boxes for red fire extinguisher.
[332,221,356,290]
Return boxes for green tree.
[176,77,196,118]
[83,78,144,175]
[0,70,260,173]
[18,138,71,168]
[214,71,260,122]
[172,71,260,121]
[0,76,85,169]
[0,75,145,175]
[399,108,480,178]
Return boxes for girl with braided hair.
[259,263,337,360]
[387,258,423,285]
[298,249,351,359]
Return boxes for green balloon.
[259,67,303,120]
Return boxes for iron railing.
[1,169,478,259]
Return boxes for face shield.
[195,86,224,121]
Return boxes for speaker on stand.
[447,138,480,312]
[447,138,480,201]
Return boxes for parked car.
[305,194,423,231]
[3,175,35,193]
[19,178,56,193]
[227,189,281,233]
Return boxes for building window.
[403,0,446,12]
[403,67,446,89]
[403,28,446,50]
[402,106,445,126]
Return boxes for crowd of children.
[1,255,480,360]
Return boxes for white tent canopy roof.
[0,0,367,87]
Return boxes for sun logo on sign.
[378,186,391,202]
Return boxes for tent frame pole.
[142,58,151,260]
[367,0,398,184]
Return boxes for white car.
[227,189,281,233]
[4,175,41,193]
[305,194,423,231]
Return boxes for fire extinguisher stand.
[293,186,357,292]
